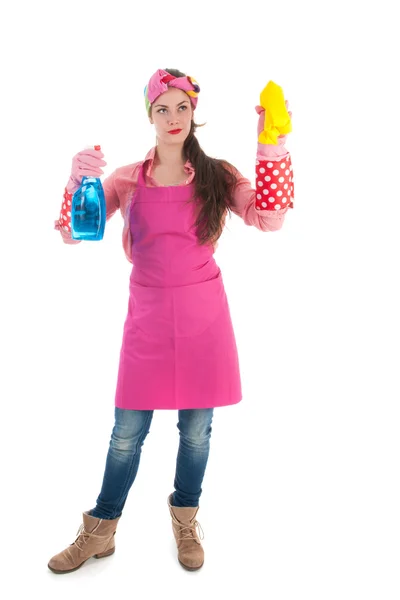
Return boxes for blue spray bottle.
[71,144,106,241]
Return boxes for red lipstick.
[168,129,182,135]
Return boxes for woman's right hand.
[66,147,107,193]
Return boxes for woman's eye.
[157,106,187,114]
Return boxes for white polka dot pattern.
[58,188,73,232]
[255,155,294,210]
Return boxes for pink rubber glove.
[55,147,107,242]
[256,100,292,160]
[66,146,107,194]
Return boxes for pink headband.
[144,69,200,114]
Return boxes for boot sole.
[48,546,115,574]
[178,558,204,571]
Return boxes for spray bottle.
[71,145,106,241]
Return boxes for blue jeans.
[90,406,214,519]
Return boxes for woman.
[49,68,294,574]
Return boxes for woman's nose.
[169,111,181,123]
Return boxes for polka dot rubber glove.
[255,101,294,211]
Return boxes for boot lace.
[73,523,105,551]
[171,513,204,542]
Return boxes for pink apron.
[114,162,242,410]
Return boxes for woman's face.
[149,87,193,145]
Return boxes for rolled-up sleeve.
[226,152,294,232]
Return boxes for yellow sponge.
[258,81,292,145]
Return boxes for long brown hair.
[151,68,238,246]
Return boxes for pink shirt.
[55,146,293,263]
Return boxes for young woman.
[49,68,294,574]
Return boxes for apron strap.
[137,161,146,187]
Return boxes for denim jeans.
[90,406,214,519]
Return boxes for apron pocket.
[172,271,226,338]
[128,271,226,339]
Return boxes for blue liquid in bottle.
[71,145,106,241]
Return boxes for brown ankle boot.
[167,493,204,571]
[48,510,121,574]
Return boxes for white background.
[1,0,399,598]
